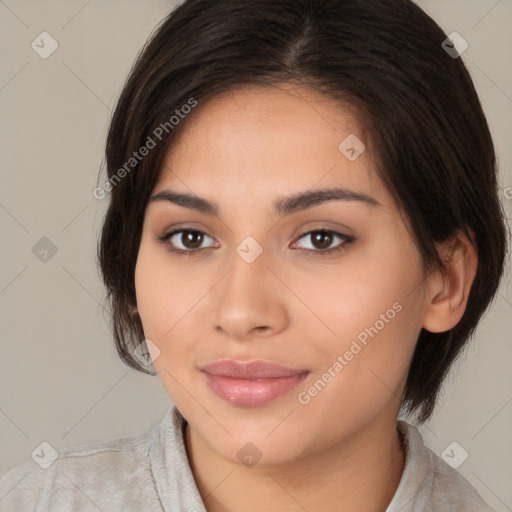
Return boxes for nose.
[209,244,289,342]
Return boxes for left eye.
[291,229,353,253]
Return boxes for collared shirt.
[0,405,495,511]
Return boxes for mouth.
[199,359,310,407]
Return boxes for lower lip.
[202,372,309,407]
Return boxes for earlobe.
[422,228,478,334]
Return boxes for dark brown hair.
[97,0,508,422]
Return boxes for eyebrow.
[148,186,382,217]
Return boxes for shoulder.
[428,447,495,511]
[393,421,495,512]
[0,428,160,511]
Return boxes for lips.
[200,360,309,407]
[200,360,308,379]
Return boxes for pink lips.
[200,360,309,407]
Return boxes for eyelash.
[156,228,354,257]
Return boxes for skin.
[134,84,477,511]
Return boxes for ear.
[422,228,478,333]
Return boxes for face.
[135,84,429,465]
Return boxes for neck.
[184,413,406,512]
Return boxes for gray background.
[1,0,511,509]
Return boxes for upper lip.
[199,360,309,379]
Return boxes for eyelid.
[290,228,353,252]
[157,227,218,251]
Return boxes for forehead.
[155,84,383,202]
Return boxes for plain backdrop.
[1,0,511,509]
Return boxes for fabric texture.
[0,405,495,511]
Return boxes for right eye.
[157,228,218,256]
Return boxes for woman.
[1,0,507,510]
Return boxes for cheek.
[292,238,425,417]
[134,240,208,339]
[134,242,211,395]
[292,233,424,345]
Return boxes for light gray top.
[0,405,495,511]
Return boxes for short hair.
[97,0,508,422]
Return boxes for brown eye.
[292,229,353,256]
[310,231,333,250]
[157,228,217,255]
[180,230,204,249]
